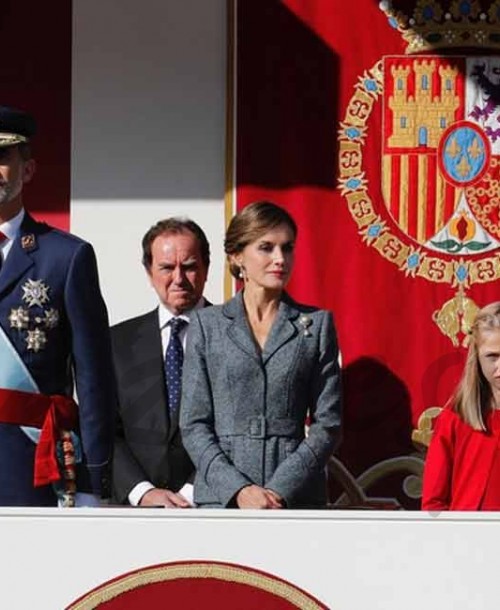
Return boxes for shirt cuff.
[128,481,155,506]
[178,483,194,505]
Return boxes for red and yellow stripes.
[383,153,460,242]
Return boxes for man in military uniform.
[0,106,114,506]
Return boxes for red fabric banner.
[0,2,72,230]
[232,0,500,507]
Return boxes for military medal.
[12,282,57,349]
[41,308,59,329]
[21,279,50,307]
[8,307,30,330]
[25,328,47,352]
[34,308,59,329]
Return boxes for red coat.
[422,408,499,511]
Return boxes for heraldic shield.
[339,25,500,349]
[382,55,500,255]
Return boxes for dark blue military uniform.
[0,212,114,505]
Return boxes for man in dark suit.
[111,218,210,507]
[0,106,114,506]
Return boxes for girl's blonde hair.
[454,301,500,430]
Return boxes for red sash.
[0,388,78,487]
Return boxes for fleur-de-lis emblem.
[298,314,313,337]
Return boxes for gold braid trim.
[67,562,327,610]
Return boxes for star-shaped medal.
[8,307,30,330]
[42,308,59,329]
[26,328,47,352]
[21,279,50,308]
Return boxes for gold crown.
[379,0,500,54]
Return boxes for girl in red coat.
[422,302,500,511]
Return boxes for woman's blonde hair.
[454,301,500,430]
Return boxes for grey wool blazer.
[180,291,342,508]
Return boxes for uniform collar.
[0,207,25,241]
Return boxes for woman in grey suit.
[180,201,342,508]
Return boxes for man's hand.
[139,488,192,508]
[236,485,283,509]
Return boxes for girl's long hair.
[454,302,500,431]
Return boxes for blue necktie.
[165,317,187,416]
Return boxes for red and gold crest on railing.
[66,561,328,610]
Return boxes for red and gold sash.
[0,388,78,487]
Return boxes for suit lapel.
[224,292,261,362]
[262,296,299,364]
[132,310,169,434]
[169,298,212,437]
[132,302,212,440]
[0,213,39,297]
[223,291,300,364]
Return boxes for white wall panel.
[1,509,498,609]
[72,1,227,323]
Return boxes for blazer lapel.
[0,213,39,297]
[132,310,169,434]
[170,297,212,438]
[223,292,261,362]
[262,295,299,364]
[223,291,300,364]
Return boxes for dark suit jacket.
[111,308,194,504]
[0,213,114,506]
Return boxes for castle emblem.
[338,0,500,346]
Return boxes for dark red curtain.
[233,0,500,507]
[0,2,72,229]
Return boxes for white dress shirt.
[127,298,205,506]
[0,207,24,264]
